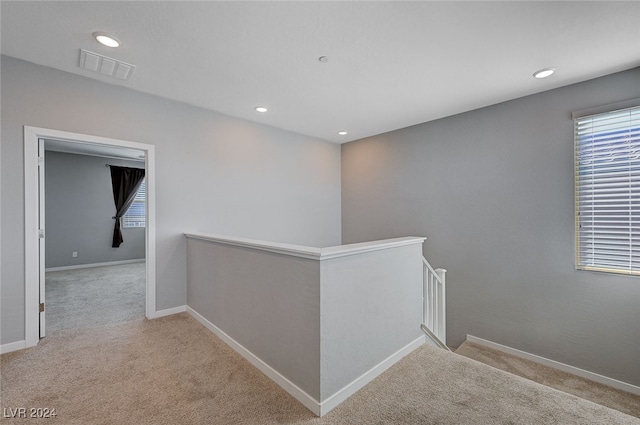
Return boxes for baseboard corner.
[149,305,187,319]
[318,335,425,415]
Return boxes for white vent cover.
[79,49,135,80]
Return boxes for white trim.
[187,306,322,415]
[184,233,426,261]
[318,335,425,415]
[45,259,145,272]
[466,335,640,396]
[572,97,640,120]
[149,305,187,319]
[1,340,27,355]
[24,129,39,347]
[188,305,425,416]
[24,126,157,348]
[144,145,157,320]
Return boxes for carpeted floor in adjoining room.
[44,261,145,334]
[2,313,639,425]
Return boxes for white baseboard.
[45,259,145,272]
[1,340,26,355]
[318,335,425,415]
[466,335,640,396]
[149,305,187,319]
[187,306,321,415]
[187,305,425,416]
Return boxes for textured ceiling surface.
[2,1,640,143]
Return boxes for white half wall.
[185,234,426,415]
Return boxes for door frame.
[24,126,157,347]
[38,138,46,337]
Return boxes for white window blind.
[575,105,640,275]
[123,179,146,228]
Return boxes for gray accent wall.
[341,67,640,386]
[45,151,145,268]
[1,56,341,345]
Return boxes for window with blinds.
[123,179,146,228]
[575,105,640,275]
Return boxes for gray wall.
[187,238,321,400]
[45,151,145,268]
[342,67,640,386]
[1,56,342,345]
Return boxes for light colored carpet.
[455,341,640,418]
[2,314,639,424]
[45,262,145,334]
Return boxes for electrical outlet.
[72,251,78,258]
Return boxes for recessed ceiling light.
[338,131,348,136]
[93,32,120,48]
[533,68,555,79]
[255,106,268,113]
[319,56,329,63]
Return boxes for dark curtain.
[109,165,145,248]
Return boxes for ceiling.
[2,1,640,144]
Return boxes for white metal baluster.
[433,273,439,338]
[423,263,428,326]
[429,273,434,330]
[422,257,449,350]
[436,268,446,343]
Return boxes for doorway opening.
[44,142,146,335]
[24,126,156,347]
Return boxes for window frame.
[123,178,146,228]
[574,101,640,276]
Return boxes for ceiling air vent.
[79,49,135,81]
